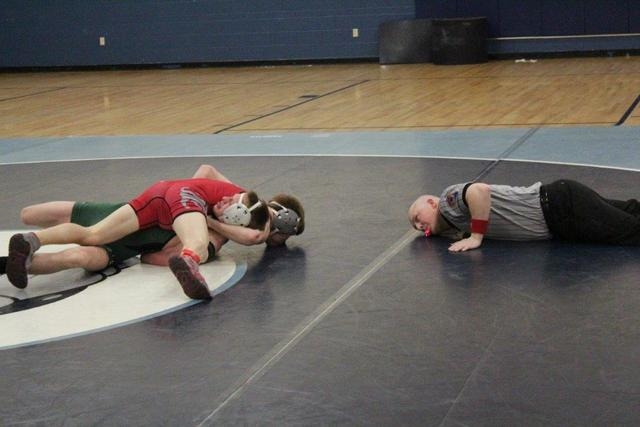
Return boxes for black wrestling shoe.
[169,255,212,300]
[7,234,33,289]
[0,256,7,275]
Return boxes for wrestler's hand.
[448,234,483,252]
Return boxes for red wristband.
[470,219,488,234]
[181,248,201,264]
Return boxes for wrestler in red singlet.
[128,178,245,230]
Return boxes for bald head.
[408,195,439,234]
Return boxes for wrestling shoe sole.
[169,256,212,300]
[7,234,31,289]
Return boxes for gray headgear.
[269,201,300,235]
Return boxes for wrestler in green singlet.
[70,202,176,265]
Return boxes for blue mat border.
[1,127,639,171]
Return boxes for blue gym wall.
[1,0,639,68]
[0,0,415,68]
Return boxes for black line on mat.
[473,127,540,181]
[213,80,369,134]
[615,94,640,126]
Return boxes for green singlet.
[70,202,176,265]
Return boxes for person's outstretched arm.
[448,183,491,252]
[192,164,231,183]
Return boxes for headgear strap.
[221,195,263,227]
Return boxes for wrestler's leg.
[28,246,110,274]
[168,212,212,300]
[21,201,75,228]
[171,212,210,263]
[34,204,139,247]
[7,205,138,288]
[140,228,227,266]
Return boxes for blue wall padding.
[1,0,415,67]
[0,0,637,68]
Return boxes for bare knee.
[64,250,93,268]
[77,227,108,247]
[64,248,109,271]
[21,202,72,227]
[81,234,104,247]
[20,206,39,226]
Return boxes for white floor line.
[197,229,419,426]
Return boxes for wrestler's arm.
[448,183,491,252]
[192,164,231,183]
[141,231,229,265]
[206,216,269,246]
[191,165,267,244]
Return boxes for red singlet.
[128,179,245,230]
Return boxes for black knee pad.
[203,242,216,264]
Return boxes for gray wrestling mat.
[1,127,639,425]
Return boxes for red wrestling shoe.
[169,255,212,300]
[7,234,34,289]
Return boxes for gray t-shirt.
[438,182,552,240]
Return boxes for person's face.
[212,193,244,218]
[409,196,438,234]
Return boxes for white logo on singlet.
[179,187,207,211]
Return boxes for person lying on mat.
[408,179,640,252]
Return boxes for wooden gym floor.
[1,56,639,137]
[1,57,640,425]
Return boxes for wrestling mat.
[0,230,246,350]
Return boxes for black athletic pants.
[540,179,640,245]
